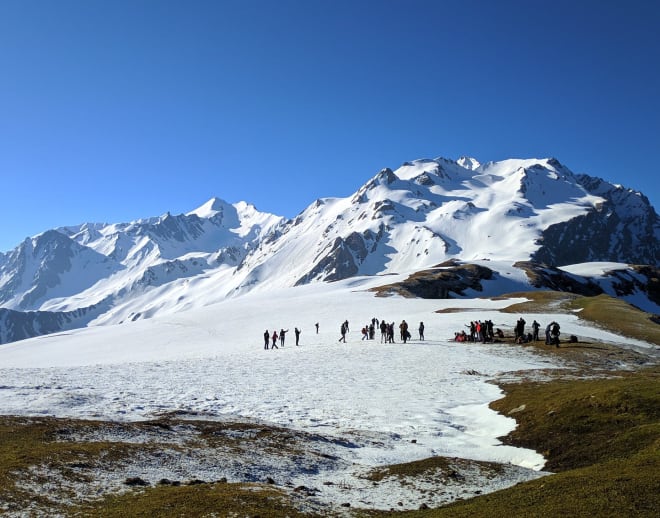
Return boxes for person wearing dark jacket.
[551,322,561,347]
[532,320,540,341]
[264,330,270,350]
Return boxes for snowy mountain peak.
[377,167,398,184]
[187,197,231,218]
[0,155,657,345]
[457,156,481,170]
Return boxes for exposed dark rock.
[370,260,493,298]
[513,261,603,295]
[124,477,149,486]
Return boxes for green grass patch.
[76,482,309,517]
[495,290,575,312]
[377,445,659,517]
[499,291,660,345]
[489,367,660,472]
[363,367,660,517]
[363,457,454,482]
[362,456,506,484]
[565,294,660,345]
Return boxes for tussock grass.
[363,458,454,482]
[0,417,147,514]
[77,482,309,518]
[0,416,313,517]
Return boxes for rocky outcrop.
[370,260,494,298]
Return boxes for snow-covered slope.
[0,278,656,511]
[0,156,657,343]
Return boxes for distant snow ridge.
[0,156,657,344]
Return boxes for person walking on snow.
[271,330,279,349]
[339,322,347,343]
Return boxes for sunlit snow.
[1,277,653,476]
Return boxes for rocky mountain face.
[0,304,104,345]
[0,156,657,344]
[533,171,659,266]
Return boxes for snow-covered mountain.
[0,156,657,344]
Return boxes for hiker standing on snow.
[419,322,425,341]
[400,320,409,343]
[315,322,319,334]
[264,330,270,350]
[545,322,553,345]
[551,322,561,347]
[532,320,540,341]
[295,327,301,346]
[280,329,288,347]
[515,317,526,341]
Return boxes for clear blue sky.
[1,0,658,252]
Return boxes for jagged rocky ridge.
[0,156,657,344]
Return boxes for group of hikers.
[264,316,568,350]
[263,327,303,349]
[452,317,564,347]
[264,318,426,349]
[348,318,425,344]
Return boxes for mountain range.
[1,156,658,344]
